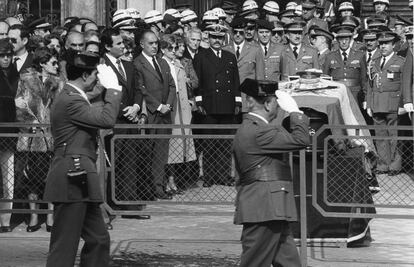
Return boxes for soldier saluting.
[44,51,123,267]
[233,79,310,267]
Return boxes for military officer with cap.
[360,28,381,68]
[281,19,319,80]
[28,17,51,37]
[366,30,405,175]
[256,19,284,83]
[323,25,367,107]
[193,23,241,187]
[301,0,328,44]
[271,21,286,44]
[309,25,334,65]
[44,51,122,267]
[233,78,310,267]
[224,17,265,113]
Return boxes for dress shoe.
[27,225,41,232]
[121,215,151,219]
[46,224,52,232]
[0,226,12,233]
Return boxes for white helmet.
[113,9,132,25]
[285,1,298,11]
[373,0,390,6]
[181,9,198,23]
[295,5,302,16]
[202,10,219,22]
[144,10,163,24]
[164,8,182,19]
[126,8,140,19]
[242,0,259,12]
[212,7,227,19]
[338,2,354,11]
[263,1,280,14]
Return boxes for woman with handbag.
[0,39,19,233]
[15,47,63,232]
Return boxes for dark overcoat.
[43,84,121,203]
[233,113,310,225]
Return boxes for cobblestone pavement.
[1,208,414,267]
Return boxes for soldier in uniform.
[223,17,265,114]
[301,0,328,44]
[360,28,381,68]
[281,20,319,80]
[193,24,241,187]
[271,21,286,45]
[233,79,310,267]
[44,52,122,267]
[366,31,405,175]
[309,25,333,66]
[323,25,367,108]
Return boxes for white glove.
[275,90,301,113]
[367,108,372,117]
[97,64,122,91]
[362,101,367,110]
[404,103,414,113]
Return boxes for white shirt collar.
[13,50,28,72]
[67,82,90,103]
[340,47,351,60]
[142,51,156,68]
[106,53,125,73]
[210,48,222,57]
[187,48,196,59]
[382,52,394,65]
[290,43,301,52]
[367,48,377,56]
[234,41,245,52]
[248,112,269,124]
[260,42,270,54]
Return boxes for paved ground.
[1,207,414,267]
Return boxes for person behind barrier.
[0,38,18,233]
[43,51,122,267]
[233,79,310,267]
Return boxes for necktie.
[236,46,240,59]
[367,52,372,64]
[293,46,298,58]
[13,57,20,70]
[264,46,268,56]
[216,50,221,58]
[116,59,126,81]
[380,57,386,70]
[152,56,164,82]
[342,51,348,63]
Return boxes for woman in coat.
[0,39,19,233]
[160,34,196,195]
[15,47,63,232]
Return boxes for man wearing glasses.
[8,24,32,73]
[224,17,264,115]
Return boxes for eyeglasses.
[9,38,18,44]
[0,53,13,58]
[233,30,245,35]
[167,45,179,51]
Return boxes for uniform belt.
[336,79,360,87]
[239,164,290,186]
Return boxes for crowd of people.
[0,0,413,235]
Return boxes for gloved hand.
[367,108,372,117]
[197,105,207,116]
[362,101,367,110]
[404,103,414,113]
[275,91,301,113]
[97,64,122,91]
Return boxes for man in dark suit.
[44,52,122,267]
[366,31,405,175]
[8,24,32,73]
[233,79,310,267]
[193,24,241,187]
[134,29,176,199]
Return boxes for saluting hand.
[275,91,301,114]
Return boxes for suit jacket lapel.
[284,45,296,61]
[103,55,127,87]
[238,43,250,61]
[206,49,225,73]
[138,54,162,82]
[383,54,396,70]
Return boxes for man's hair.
[65,30,84,47]
[159,33,176,49]
[9,24,30,40]
[139,29,156,42]
[246,95,275,106]
[44,33,62,46]
[184,27,202,42]
[100,27,120,52]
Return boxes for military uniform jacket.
[193,48,241,114]
[323,48,367,95]
[281,43,320,80]
[401,50,413,105]
[44,84,122,203]
[259,42,284,82]
[233,113,310,225]
[367,53,405,113]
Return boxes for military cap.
[230,17,247,29]
[285,19,306,32]
[373,0,389,6]
[395,15,412,26]
[239,79,278,97]
[29,17,51,30]
[360,28,380,40]
[296,69,323,79]
[331,24,354,38]
[338,1,354,11]
[341,15,359,28]
[222,1,238,14]
[286,1,298,10]
[309,26,334,41]
[181,9,198,23]
[366,16,387,29]
[263,1,280,15]
[377,31,400,42]
[202,10,219,22]
[256,19,274,30]
[242,0,259,12]
[301,0,317,9]
[278,9,297,18]
[0,38,13,55]
[272,21,285,32]
[205,24,228,36]
[68,51,100,69]
[113,9,132,25]
[126,8,140,19]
